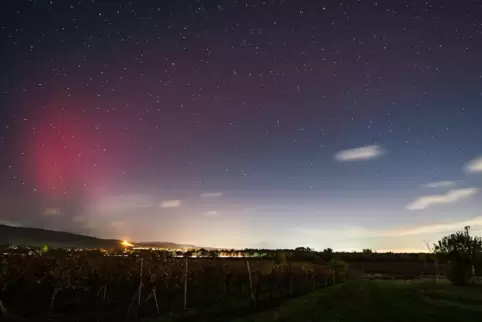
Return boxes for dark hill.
[0,225,204,249]
[0,224,121,248]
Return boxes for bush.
[434,226,482,286]
[328,259,348,280]
[446,261,472,285]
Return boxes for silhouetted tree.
[328,259,348,281]
[208,250,219,258]
[322,248,334,261]
[434,226,482,285]
[275,252,288,264]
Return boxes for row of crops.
[0,253,342,321]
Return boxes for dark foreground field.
[222,280,482,322]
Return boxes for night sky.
[1,0,482,251]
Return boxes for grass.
[227,280,482,322]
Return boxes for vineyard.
[0,252,337,321]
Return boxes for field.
[0,253,335,321]
[4,251,478,322]
[348,261,445,277]
[226,279,482,322]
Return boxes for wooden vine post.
[126,258,144,318]
[246,261,256,308]
[49,287,60,311]
[424,240,439,283]
[138,258,144,307]
[0,300,6,315]
[184,255,188,310]
[103,283,107,301]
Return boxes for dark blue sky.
[1,0,481,251]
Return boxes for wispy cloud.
[44,208,61,216]
[291,215,482,252]
[406,188,478,210]
[375,248,429,253]
[111,220,126,228]
[296,216,482,244]
[138,201,154,208]
[206,210,218,216]
[94,194,153,214]
[422,181,456,189]
[296,226,376,241]
[0,219,22,227]
[159,200,182,208]
[466,156,482,173]
[386,216,482,237]
[334,145,383,162]
[200,192,224,197]
[72,215,85,223]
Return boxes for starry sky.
[1,0,482,252]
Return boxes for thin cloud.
[466,156,482,173]
[0,219,22,227]
[334,145,383,162]
[423,181,456,189]
[386,216,482,237]
[291,216,482,252]
[44,208,61,216]
[296,216,482,245]
[296,226,375,240]
[111,220,126,228]
[72,215,85,223]
[94,193,153,214]
[206,210,218,216]
[159,200,182,208]
[406,188,478,210]
[200,192,224,197]
[138,202,154,208]
[376,248,429,253]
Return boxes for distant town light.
[121,240,133,247]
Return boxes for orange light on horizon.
[121,240,134,247]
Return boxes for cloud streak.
[296,216,482,245]
[72,215,85,223]
[0,219,22,227]
[111,220,126,228]
[159,200,182,208]
[386,216,482,237]
[334,145,383,162]
[466,156,482,173]
[200,192,224,197]
[423,181,456,188]
[94,194,153,214]
[406,188,478,210]
[44,208,61,216]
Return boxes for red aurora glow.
[22,104,136,198]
